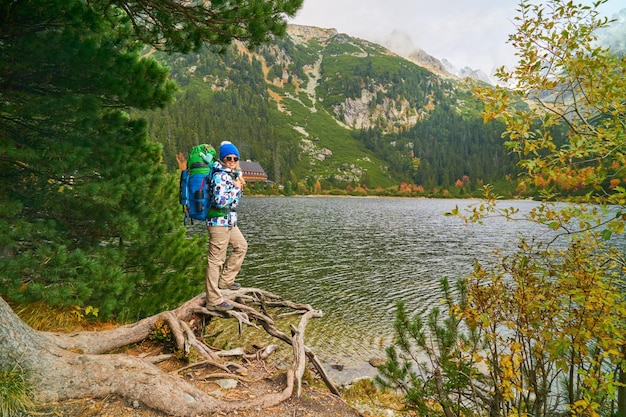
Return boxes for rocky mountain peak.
[287,24,338,42]
[380,29,496,84]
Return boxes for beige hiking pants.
[205,225,248,306]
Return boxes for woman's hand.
[234,177,245,188]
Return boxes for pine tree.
[0,0,303,318]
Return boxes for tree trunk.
[0,290,336,417]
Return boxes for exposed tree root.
[0,287,339,417]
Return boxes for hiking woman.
[205,141,248,310]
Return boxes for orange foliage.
[534,175,551,188]
[399,182,412,192]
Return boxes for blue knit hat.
[219,141,240,160]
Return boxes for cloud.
[288,0,625,72]
[288,0,519,70]
[598,8,626,53]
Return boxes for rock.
[217,379,238,389]
[368,357,386,368]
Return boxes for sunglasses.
[224,156,239,162]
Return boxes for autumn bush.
[378,0,626,415]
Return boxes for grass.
[10,301,110,332]
[0,364,34,417]
[342,378,406,416]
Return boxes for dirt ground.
[30,349,382,417]
[32,369,367,417]
[34,383,365,417]
[15,301,398,417]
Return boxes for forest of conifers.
[141,26,526,197]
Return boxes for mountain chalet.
[239,160,268,183]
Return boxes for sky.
[287,0,625,73]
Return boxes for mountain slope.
[143,25,518,192]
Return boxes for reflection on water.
[189,196,570,385]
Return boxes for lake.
[190,196,567,385]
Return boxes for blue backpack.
[179,144,216,225]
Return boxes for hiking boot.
[213,301,233,310]
[219,282,241,290]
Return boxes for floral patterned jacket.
[206,162,242,227]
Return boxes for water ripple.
[199,196,569,385]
